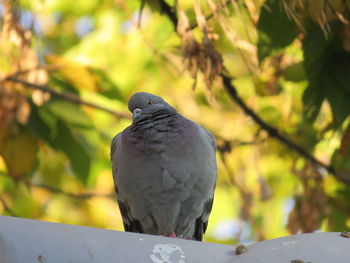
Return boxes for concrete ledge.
[0,216,349,262]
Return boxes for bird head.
[128,92,175,122]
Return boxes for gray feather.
[111,92,217,241]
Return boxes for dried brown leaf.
[0,0,49,127]
[200,35,224,88]
[340,231,350,238]
[179,5,224,89]
[283,0,349,37]
[287,164,329,234]
[177,10,201,86]
[235,244,248,255]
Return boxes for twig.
[188,0,232,30]
[33,183,115,199]
[6,77,131,119]
[157,0,178,29]
[0,195,18,217]
[2,64,61,80]
[20,178,115,200]
[216,138,267,153]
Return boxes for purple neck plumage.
[130,107,179,133]
[125,107,184,152]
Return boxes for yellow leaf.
[45,54,97,91]
[0,126,38,177]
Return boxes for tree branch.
[3,65,61,79]
[157,0,178,29]
[20,178,115,200]
[6,77,131,119]
[220,74,335,175]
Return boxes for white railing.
[0,216,348,263]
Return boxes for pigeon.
[110,92,217,241]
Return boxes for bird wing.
[192,126,217,241]
[110,134,144,233]
[193,198,214,240]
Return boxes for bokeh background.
[0,0,350,244]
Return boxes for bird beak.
[132,108,142,122]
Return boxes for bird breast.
[125,116,194,154]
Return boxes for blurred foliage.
[0,0,349,245]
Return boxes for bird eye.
[148,101,154,105]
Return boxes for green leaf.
[293,122,318,151]
[54,120,91,182]
[328,52,350,95]
[283,62,306,83]
[89,67,125,101]
[253,77,282,96]
[26,103,53,145]
[305,71,350,125]
[336,184,350,200]
[331,125,350,182]
[11,187,42,217]
[302,24,330,81]
[46,100,93,128]
[28,101,97,183]
[50,74,80,94]
[257,0,297,62]
[331,149,350,182]
[302,83,324,123]
[259,106,282,127]
[328,207,348,231]
[302,22,350,124]
[324,75,350,123]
